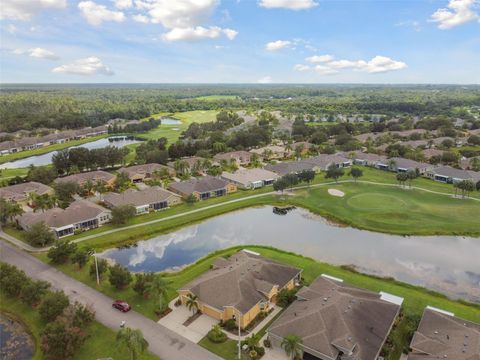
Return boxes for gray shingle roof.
[119,163,174,179]
[168,175,230,195]
[180,251,301,314]
[264,161,315,176]
[408,308,480,360]
[268,276,401,360]
[54,170,115,186]
[429,165,480,181]
[0,182,53,202]
[103,187,179,207]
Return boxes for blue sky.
[1,0,479,83]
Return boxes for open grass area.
[0,293,158,360]
[138,110,219,144]
[35,245,480,360]
[0,135,107,165]
[0,167,29,183]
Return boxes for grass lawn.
[138,110,219,144]
[0,135,107,165]
[0,294,158,360]
[34,245,480,360]
[0,167,29,183]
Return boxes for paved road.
[2,179,477,253]
[0,240,220,360]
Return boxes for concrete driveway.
[158,298,218,343]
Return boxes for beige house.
[119,163,175,182]
[168,175,237,200]
[220,168,279,189]
[267,274,403,360]
[54,170,116,188]
[250,145,286,160]
[17,199,111,238]
[103,187,181,214]
[407,307,480,359]
[0,182,54,207]
[178,250,302,329]
[213,151,252,166]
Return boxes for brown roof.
[18,199,109,229]
[213,151,252,162]
[180,250,302,314]
[54,171,115,186]
[0,182,53,202]
[268,276,401,360]
[168,175,231,195]
[103,187,179,208]
[119,163,174,179]
[408,308,480,360]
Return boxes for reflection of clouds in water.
[465,271,480,287]
[128,226,198,267]
[395,258,439,275]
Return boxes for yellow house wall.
[226,183,237,194]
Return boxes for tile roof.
[268,276,401,360]
[213,151,252,162]
[180,250,301,314]
[103,187,179,207]
[118,163,173,178]
[168,175,230,195]
[264,161,315,176]
[54,170,115,185]
[0,182,53,202]
[429,166,480,181]
[408,308,480,360]
[221,168,279,185]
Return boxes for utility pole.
[233,310,241,359]
[94,252,100,285]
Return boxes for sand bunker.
[328,188,345,197]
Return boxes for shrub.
[25,222,56,247]
[263,339,271,348]
[255,346,265,357]
[222,318,237,331]
[108,263,132,289]
[276,288,297,307]
[207,325,227,343]
[39,291,70,323]
[47,239,77,264]
[249,350,258,360]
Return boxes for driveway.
[158,298,217,343]
[0,240,220,360]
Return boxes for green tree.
[0,262,28,298]
[149,276,172,314]
[89,257,109,281]
[185,293,199,315]
[114,171,132,192]
[185,193,198,204]
[325,164,344,183]
[27,165,58,185]
[281,335,303,360]
[20,280,50,307]
[396,172,409,188]
[39,290,70,322]
[108,263,132,289]
[133,272,155,298]
[54,181,79,208]
[25,221,56,247]
[111,204,136,225]
[349,167,363,183]
[273,178,288,194]
[47,239,77,264]
[0,198,24,225]
[116,327,149,360]
[41,320,85,360]
[71,247,94,269]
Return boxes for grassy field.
[0,294,158,360]
[34,245,480,360]
[0,167,30,183]
[0,135,107,165]
[195,95,240,101]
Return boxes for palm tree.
[6,201,24,223]
[245,332,261,351]
[149,276,172,314]
[116,327,149,360]
[387,159,397,171]
[94,180,107,200]
[281,335,303,360]
[185,293,198,315]
[174,160,189,175]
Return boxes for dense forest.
[1,84,480,132]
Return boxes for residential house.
[407,307,480,360]
[303,154,352,171]
[0,182,54,207]
[103,187,181,214]
[422,148,444,160]
[376,157,433,174]
[267,274,403,360]
[16,199,111,237]
[119,163,175,183]
[354,132,386,143]
[167,157,207,175]
[264,161,316,176]
[349,151,387,167]
[54,170,116,188]
[426,165,480,183]
[290,142,314,156]
[220,168,279,189]
[213,151,252,166]
[168,175,237,200]
[178,250,302,329]
[250,145,286,160]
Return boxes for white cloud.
[6,24,18,34]
[258,0,318,10]
[430,0,479,29]
[0,0,66,21]
[13,47,60,60]
[294,55,407,75]
[305,54,334,63]
[161,26,237,42]
[79,1,126,26]
[257,76,273,83]
[395,20,422,32]
[293,64,310,72]
[114,0,133,9]
[132,14,149,23]
[52,57,114,76]
[265,40,291,51]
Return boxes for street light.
[93,251,100,285]
[232,310,241,359]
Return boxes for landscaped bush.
[222,318,237,331]
[276,288,298,307]
[255,346,265,357]
[207,325,227,343]
[263,338,271,348]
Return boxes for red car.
[112,300,131,312]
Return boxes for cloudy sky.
[1,0,479,83]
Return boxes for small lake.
[99,206,480,302]
[159,116,182,125]
[0,313,35,360]
[0,137,141,169]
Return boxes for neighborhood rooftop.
[103,187,179,208]
[268,275,402,360]
[0,182,53,202]
[180,250,302,314]
[54,170,116,185]
[168,175,231,195]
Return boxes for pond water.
[159,116,182,125]
[99,206,480,302]
[0,313,35,360]
[0,137,141,169]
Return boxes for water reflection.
[0,137,141,169]
[100,206,480,301]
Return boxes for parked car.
[112,300,131,312]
